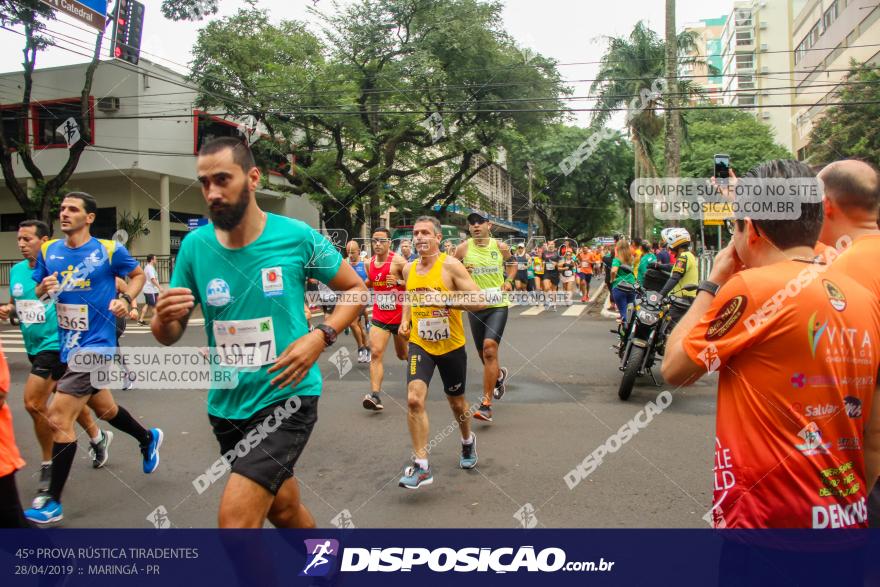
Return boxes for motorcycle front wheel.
[618,346,645,401]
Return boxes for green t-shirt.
[170,213,342,420]
[9,259,58,355]
[611,258,637,289]
[462,238,508,308]
[637,253,657,286]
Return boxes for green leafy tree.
[189,0,565,234]
[590,21,706,238]
[807,61,880,165]
[675,107,792,178]
[508,125,633,241]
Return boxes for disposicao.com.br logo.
[303,542,615,574]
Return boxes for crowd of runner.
[0,137,878,533]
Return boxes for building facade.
[720,0,796,153]
[791,0,880,159]
[683,16,728,104]
[0,58,320,262]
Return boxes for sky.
[0,0,735,126]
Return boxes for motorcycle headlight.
[637,309,659,326]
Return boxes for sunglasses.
[725,218,761,237]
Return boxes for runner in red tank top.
[363,227,408,411]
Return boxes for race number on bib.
[56,303,88,331]
[418,317,450,342]
[564,270,573,277]
[15,299,46,324]
[213,317,278,367]
[517,262,527,271]
[545,262,556,271]
[376,292,398,311]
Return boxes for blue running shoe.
[460,434,477,469]
[399,461,433,489]
[141,428,163,474]
[25,494,63,525]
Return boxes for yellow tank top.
[407,253,466,354]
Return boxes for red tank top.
[368,252,402,324]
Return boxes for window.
[0,212,28,232]
[736,53,755,69]
[194,111,246,153]
[1,105,26,151]
[735,8,752,27]
[738,74,755,90]
[824,1,839,30]
[91,207,117,240]
[736,30,753,46]
[32,98,94,148]
[737,94,757,106]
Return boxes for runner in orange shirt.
[0,343,28,527]
[662,160,880,529]
[817,158,880,527]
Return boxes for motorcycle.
[613,270,696,401]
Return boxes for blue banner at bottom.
[1,529,878,586]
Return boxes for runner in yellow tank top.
[398,216,487,489]
[455,211,517,423]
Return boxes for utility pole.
[526,161,535,242]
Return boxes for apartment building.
[791,0,880,159]
[682,16,728,104]
[721,0,796,153]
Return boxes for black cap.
[467,211,488,224]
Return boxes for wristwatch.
[118,292,133,306]
[315,324,337,347]
[696,280,720,296]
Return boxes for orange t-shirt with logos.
[578,252,593,274]
[0,345,24,478]
[682,259,880,528]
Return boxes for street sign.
[40,0,108,31]
[187,217,208,231]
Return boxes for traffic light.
[111,0,145,65]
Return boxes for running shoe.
[363,392,384,411]
[25,494,63,525]
[399,462,433,489]
[356,347,365,363]
[460,435,478,469]
[364,348,372,362]
[473,403,493,422]
[493,366,508,400]
[141,428,163,474]
[89,429,113,469]
[37,463,51,493]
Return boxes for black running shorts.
[406,344,467,396]
[28,350,65,381]
[370,319,400,335]
[467,307,508,353]
[543,271,560,286]
[209,396,318,495]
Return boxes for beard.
[209,186,250,230]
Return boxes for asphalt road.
[3,294,719,529]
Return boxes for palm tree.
[665,0,681,179]
[590,21,705,238]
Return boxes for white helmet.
[661,227,691,249]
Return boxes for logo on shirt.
[795,422,831,456]
[837,437,861,452]
[822,280,846,312]
[790,402,839,419]
[12,283,23,297]
[807,312,873,363]
[206,278,232,307]
[844,396,862,418]
[261,267,284,297]
[705,295,747,341]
